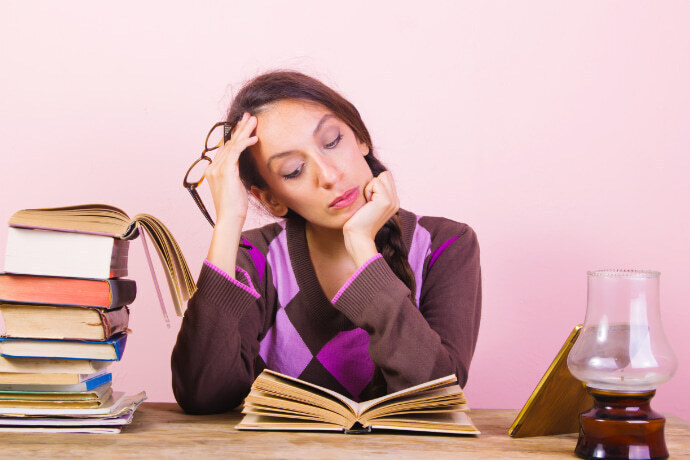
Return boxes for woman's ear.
[358,140,370,157]
[250,185,288,217]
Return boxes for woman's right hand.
[204,112,258,227]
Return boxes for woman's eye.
[282,164,303,180]
[324,133,343,149]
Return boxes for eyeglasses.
[183,121,251,249]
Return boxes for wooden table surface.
[0,403,688,459]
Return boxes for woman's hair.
[227,70,416,302]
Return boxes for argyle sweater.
[171,208,481,414]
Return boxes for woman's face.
[249,99,373,230]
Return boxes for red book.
[0,275,136,309]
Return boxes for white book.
[0,426,124,434]
[0,411,133,426]
[3,227,128,279]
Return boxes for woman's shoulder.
[399,208,477,251]
[239,219,287,256]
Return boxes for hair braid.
[365,157,417,305]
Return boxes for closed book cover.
[0,304,130,340]
[0,356,109,376]
[0,390,146,416]
[0,387,113,408]
[0,334,127,361]
[0,410,134,426]
[0,410,134,433]
[0,372,111,392]
[0,275,136,308]
[4,227,129,279]
[0,426,124,434]
[0,381,112,401]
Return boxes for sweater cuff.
[331,253,383,304]
[331,256,409,320]
[195,263,259,319]
[203,260,260,299]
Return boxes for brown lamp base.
[575,387,668,460]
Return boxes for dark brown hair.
[227,70,416,301]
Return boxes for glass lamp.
[567,270,677,460]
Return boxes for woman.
[172,71,481,414]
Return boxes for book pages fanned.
[237,370,479,435]
[7,204,196,318]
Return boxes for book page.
[356,375,457,415]
[369,411,480,435]
[8,205,131,237]
[243,390,351,426]
[236,413,343,432]
[133,214,196,317]
[261,370,359,411]
[359,386,467,422]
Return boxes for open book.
[7,204,195,317]
[236,369,479,435]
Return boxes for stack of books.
[0,208,156,433]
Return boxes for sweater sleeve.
[170,248,270,414]
[331,224,481,392]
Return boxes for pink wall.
[1,2,689,420]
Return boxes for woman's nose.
[314,154,343,189]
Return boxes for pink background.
[1,2,689,420]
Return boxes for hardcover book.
[0,304,130,340]
[0,275,136,309]
[0,381,112,402]
[0,334,127,361]
[508,325,593,437]
[236,369,480,435]
[4,227,129,279]
[0,387,113,408]
[0,371,111,392]
[0,390,146,416]
[0,356,109,377]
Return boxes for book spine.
[83,372,112,391]
[112,334,127,361]
[98,307,130,340]
[108,279,137,308]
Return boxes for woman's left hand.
[343,171,400,266]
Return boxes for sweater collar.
[284,209,417,323]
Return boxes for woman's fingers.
[213,114,257,168]
[228,112,255,144]
[368,172,399,209]
[364,178,376,201]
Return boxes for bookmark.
[139,228,171,328]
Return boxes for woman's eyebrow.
[266,114,335,169]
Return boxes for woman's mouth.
[329,187,359,209]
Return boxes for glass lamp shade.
[567,270,677,392]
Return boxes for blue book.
[0,372,112,392]
[0,334,127,361]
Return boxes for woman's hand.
[343,171,400,267]
[205,112,258,226]
[204,112,258,276]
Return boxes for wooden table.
[0,404,688,459]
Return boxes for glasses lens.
[185,157,211,186]
[205,123,230,151]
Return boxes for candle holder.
[567,270,677,460]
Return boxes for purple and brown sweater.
[171,208,481,414]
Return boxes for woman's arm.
[170,249,268,414]
[172,113,267,413]
[333,223,481,392]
